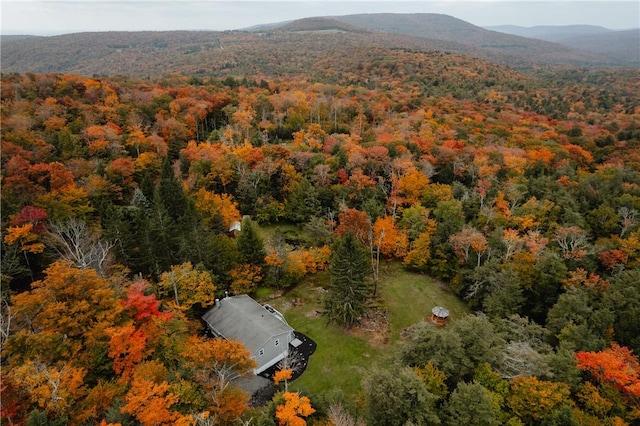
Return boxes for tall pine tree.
[326,231,371,329]
[285,177,320,223]
[158,157,188,222]
[236,217,266,267]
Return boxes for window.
[259,348,264,356]
[274,339,280,347]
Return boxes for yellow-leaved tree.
[157,262,216,312]
[181,335,256,424]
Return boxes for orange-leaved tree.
[8,260,122,366]
[230,263,263,295]
[449,227,488,267]
[576,344,640,399]
[106,323,150,381]
[397,168,429,206]
[4,205,48,264]
[194,187,241,230]
[334,208,371,247]
[372,216,409,260]
[181,335,256,424]
[3,223,45,255]
[274,368,293,392]
[120,360,192,426]
[275,391,316,426]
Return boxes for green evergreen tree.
[139,171,156,206]
[522,254,567,324]
[147,197,182,276]
[325,232,371,329]
[479,267,525,318]
[102,197,157,277]
[364,367,440,426]
[303,216,334,246]
[604,269,640,354]
[443,382,502,426]
[158,157,187,222]
[236,217,266,267]
[285,177,321,223]
[546,286,614,352]
[27,409,68,426]
[401,314,503,384]
[433,199,465,244]
[208,211,228,235]
[204,234,241,279]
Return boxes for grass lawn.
[259,272,385,398]
[259,262,469,401]
[378,262,469,342]
[258,223,305,244]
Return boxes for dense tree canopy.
[1,40,639,424]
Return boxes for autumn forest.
[2,14,640,426]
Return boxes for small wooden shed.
[430,306,449,326]
[228,221,242,237]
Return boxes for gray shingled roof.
[202,295,293,353]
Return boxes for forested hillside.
[2,17,640,426]
[1,15,624,78]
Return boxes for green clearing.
[260,262,469,400]
[258,223,306,244]
[379,262,469,342]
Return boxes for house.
[229,216,252,237]
[228,221,242,237]
[202,294,295,375]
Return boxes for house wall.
[254,331,293,374]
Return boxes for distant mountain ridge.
[485,24,614,41]
[278,17,371,34]
[0,34,43,41]
[486,24,639,66]
[331,13,523,46]
[329,14,638,67]
[249,13,625,67]
[0,28,475,78]
[1,13,634,78]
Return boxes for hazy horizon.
[2,1,639,36]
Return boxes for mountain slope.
[252,14,618,68]
[487,25,639,66]
[277,17,370,34]
[0,29,476,77]
[486,24,613,41]
[332,13,511,44]
[328,13,618,67]
[0,14,623,78]
[554,30,640,66]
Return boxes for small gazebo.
[430,306,449,326]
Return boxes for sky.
[1,0,639,35]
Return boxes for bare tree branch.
[328,402,366,426]
[0,297,13,352]
[46,219,114,276]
